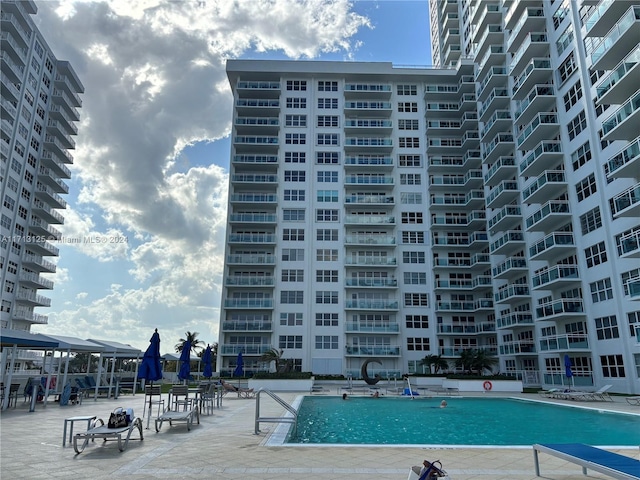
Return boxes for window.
[284,170,305,182]
[14,142,25,157]
[404,272,427,284]
[316,152,339,164]
[318,81,338,91]
[398,137,420,148]
[4,280,15,294]
[563,80,582,111]
[558,51,577,84]
[590,277,613,303]
[600,354,625,378]
[18,124,28,139]
[407,338,430,351]
[316,291,338,304]
[282,209,305,221]
[580,207,602,235]
[285,114,306,127]
[315,335,339,349]
[317,190,338,202]
[39,90,48,104]
[571,141,591,171]
[584,241,607,268]
[30,138,39,152]
[567,110,586,140]
[286,80,306,91]
[404,293,428,306]
[316,209,339,222]
[317,116,338,127]
[280,313,303,326]
[3,196,15,211]
[553,0,569,29]
[402,231,424,244]
[406,315,429,328]
[281,269,304,281]
[282,229,304,241]
[317,134,339,145]
[27,153,36,168]
[401,212,423,224]
[398,154,421,167]
[403,251,426,264]
[398,119,419,130]
[398,102,418,112]
[0,215,11,230]
[283,189,305,201]
[24,91,34,106]
[397,84,417,95]
[7,177,18,192]
[282,248,304,261]
[317,171,338,183]
[400,174,421,185]
[285,133,305,144]
[595,315,619,340]
[316,270,338,282]
[285,97,306,108]
[11,159,21,174]
[317,229,338,241]
[279,335,303,349]
[33,121,42,136]
[316,313,339,326]
[628,311,640,338]
[318,98,338,109]
[17,206,27,219]
[45,58,53,73]
[284,152,306,163]
[281,291,304,304]
[401,193,423,204]
[575,173,596,202]
[316,249,338,261]
[21,106,31,122]
[36,106,45,120]
[622,268,640,296]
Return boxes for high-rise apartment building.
[1,0,83,350]
[218,0,640,394]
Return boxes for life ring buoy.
[483,381,493,391]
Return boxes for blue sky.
[32,0,431,353]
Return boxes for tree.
[260,348,285,372]
[471,349,498,376]
[420,354,449,374]
[454,349,476,374]
[174,331,205,355]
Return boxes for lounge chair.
[408,459,449,480]
[73,416,143,454]
[533,443,640,479]
[537,388,560,398]
[220,380,255,398]
[155,405,200,432]
[567,385,613,402]
[625,396,640,406]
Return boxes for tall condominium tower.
[1,0,83,343]
[219,0,640,394]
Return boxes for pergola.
[87,339,142,400]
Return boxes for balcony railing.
[604,137,640,180]
[539,334,589,352]
[237,81,280,90]
[490,231,524,254]
[225,277,274,287]
[493,257,527,277]
[345,278,397,288]
[345,256,396,266]
[487,205,521,231]
[345,300,398,310]
[494,285,530,302]
[344,84,391,93]
[618,229,640,256]
[496,312,533,329]
[345,322,399,332]
[223,298,273,308]
[232,155,277,164]
[516,113,558,149]
[344,215,395,225]
[221,321,272,331]
[519,141,562,176]
[345,346,400,356]
[235,99,279,108]
[344,156,393,166]
[596,47,640,102]
[509,33,548,74]
[610,183,640,216]
[227,235,275,244]
[525,200,570,230]
[536,299,584,320]
[345,235,395,245]
[530,232,574,258]
[345,175,393,185]
[601,90,640,140]
[532,265,580,289]
[591,6,640,67]
[512,58,552,96]
[522,170,565,203]
[229,213,276,223]
[226,253,275,263]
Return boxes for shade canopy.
[0,328,60,349]
[87,339,142,358]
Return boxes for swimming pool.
[286,396,640,447]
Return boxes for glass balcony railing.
[230,194,277,203]
[604,137,640,179]
[345,300,399,310]
[596,47,640,99]
[345,175,394,185]
[345,84,391,92]
[484,156,515,183]
[222,321,272,331]
[486,181,518,206]
[431,170,482,186]
[478,66,507,95]
[235,117,279,127]
[602,90,640,137]
[525,200,570,230]
[345,119,393,128]
[529,232,574,258]
[591,6,640,66]
[344,215,395,225]
[345,137,392,147]
[345,278,397,288]
[487,205,521,231]
[345,322,399,332]
[519,141,562,175]
[516,113,558,148]
[227,235,275,244]
[611,183,640,216]
[492,257,527,277]
[225,277,274,287]
[539,334,589,352]
[536,299,584,319]
[494,285,530,302]
[522,170,565,203]
[490,231,524,253]
[509,33,548,73]
[226,253,275,263]
[345,101,392,110]
[345,256,396,266]
[237,81,280,90]
[482,133,513,159]
[232,155,277,164]
[228,213,276,223]
[231,174,277,183]
[235,99,279,108]
[512,58,552,95]
[481,110,511,138]
[346,346,400,356]
[514,85,554,121]
[223,298,273,308]
[532,265,579,288]
[618,229,640,256]
[496,312,533,329]
[344,156,393,166]
[345,235,395,245]
[233,136,278,145]
[585,0,616,33]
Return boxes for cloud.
[30,0,370,350]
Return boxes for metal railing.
[255,388,297,435]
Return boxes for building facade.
[218,0,640,394]
[1,0,83,351]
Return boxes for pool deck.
[1,390,638,479]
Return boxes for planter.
[248,378,314,392]
[442,379,523,393]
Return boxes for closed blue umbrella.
[59,381,71,406]
[564,354,573,387]
[233,351,244,377]
[178,340,192,382]
[138,329,162,383]
[202,345,213,378]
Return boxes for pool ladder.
[254,388,297,436]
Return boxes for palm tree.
[471,349,498,376]
[174,331,205,355]
[420,354,449,374]
[455,349,476,374]
[260,348,283,372]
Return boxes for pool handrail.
[254,388,297,436]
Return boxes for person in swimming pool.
[440,400,447,408]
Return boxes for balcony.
[18,271,54,290]
[514,85,555,125]
[35,183,67,209]
[473,3,501,33]
[431,190,484,208]
[488,205,521,232]
[233,136,278,152]
[532,265,580,290]
[500,341,536,355]
[529,232,575,261]
[522,170,566,205]
[12,309,48,325]
[586,0,633,36]
[601,89,640,142]
[344,119,393,133]
[610,183,640,218]
[32,199,64,224]
[605,137,640,180]
[490,230,525,255]
[345,300,398,310]
[482,133,514,164]
[345,234,395,246]
[236,81,280,98]
[493,257,528,280]
[223,298,273,309]
[618,229,640,258]
[345,321,399,333]
[344,101,392,117]
[345,175,394,187]
[38,166,69,194]
[516,113,559,151]
[629,279,640,300]
[539,334,589,352]
[44,135,74,163]
[0,12,31,46]
[438,324,477,335]
[432,210,486,228]
[0,73,20,102]
[345,278,397,288]
[475,24,503,59]
[220,344,272,355]
[481,110,511,141]
[519,141,563,178]
[590,6,640,70]
[435,276,492,291]
[48,105,78,134]
[53,74,82,106]
[345,346,400,356]
[21,253,56,273]
[226,253,275,263]
[479,88,509,121]
[496,312,533,329]
[225,276,274,287]
[596,47,640,105]
[483,159,516,191]
[430,169,483,189]
[509,33,549,76]
[234,117,279,134]
[235,98,279,115]
[0,31,27,63]
[228,213,276,225]
[477,66,507,100]
[15,291,51,307]
[227,234,276,245]
[221,321,272,331]
[230,193,277,204]
[536,299,584,321]
[0,49,24,83]
[344,215,395,226]
[436,299,493,312]
[512,58,553,100]
[46,120,75,149]
[477,45,505,79]
[344,137,393,152]
[231,173,277,185]
[507,7,545,52]
[345,194,394,206]
[28,217,61,241]
[232,154,277,165]
[495,284,530,304]
[51,89,80,119]
[344,84,392,98]
[525,200,571,232]
[344,155,393,168]
[486,181,519,209]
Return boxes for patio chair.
[170,385,192,411]
[7,383,20,408]
[198,383,216,415]
[73,415,143,454]
[75,378,90,398]
[567,385,613,402]
[220,380,255,398]
[143,385,165,429]
[625,396,640,406]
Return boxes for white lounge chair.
[155,406,200,432]
[73,416,143,453]
[625,396,640,406]
[567,385,613,402]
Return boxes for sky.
[31,0,432,353]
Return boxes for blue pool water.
[288,397,640,446]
